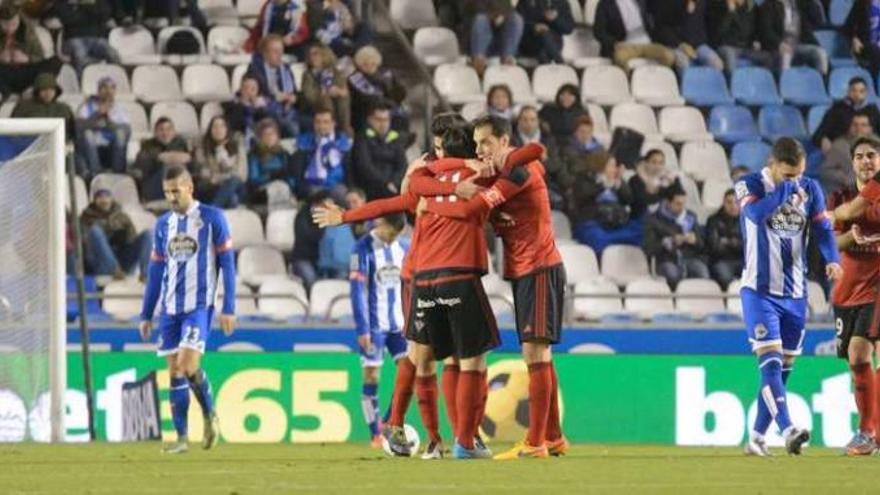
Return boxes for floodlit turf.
[1,443,878,494]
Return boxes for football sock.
[362,383,380,437]
[473,370,488,435]
[389,357,416,427]
[415,374,441,443]
[456,370,483,450]
[187,369,214,418]
[851,363,875,435]
[753,361,793,436]
[441,364,460,437]
[169,375,190,439]
[874,366,880,441]
[755,351,792,434]
[526,362,552,447]
[546,361,562,441]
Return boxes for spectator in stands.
[195,116,247,208]
[133,117,194,203]
[516,0,575,64]
[629,149,680,217]
[302,43,352,136]
[10,72,75,143]
[435,0,464,29]
[294,107,352,198]
[352,101,407,200]
[317,219,356,279]
[843,0,880,76]
[539,83,588,143]
[247,118,295,204]
[571,156,640,254]
[486,84,515,122]
[248,34,301,137]
[511,105,565,209]
[345,187,370,237]
[820,113,874,193]
[0,4,61,96]
[651,0,724,71]
[348,45,407,133]
[705,188,743,288]
[224,73,281,141]
[756,0,828,74]
[462,0,524,75]
[245,0,315,59]
[707,0,774,72]
[50,0,120,76]
[560,114,606,194]
[75,77,131,180]
[643,182,709,289]
[312,0,359,57]
[292,189,331,292]
[80,188,151,280]
[813,77,880,152]
[593,0,676,70]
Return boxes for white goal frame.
[0,118,67,442]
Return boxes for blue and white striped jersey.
[350,231,409,335]
[735,168,838,299]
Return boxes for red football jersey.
[828,187,880,307]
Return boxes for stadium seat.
[482,273,515,322]
[199,101,225,133]
[199,0,239,26]
[680,141,730,183]
[551,210,573,242]
[828,66,877,101]
[681,67,734,107]
[460,102,486,121]
[677,173,708,223]
[658,106,713,143]
[236,0,263,21]
[532,64,579,103]
[758,105,808,141]
[483,65,537,103]
[708,105,760,145]
[65,174,89,215]
[207,25,250,66]
[726,279,743,315]
[309,280,352,322]
[601,245,651,286]
[609,103,661,141]
[730,140,771,172]
[433,63,483,104]
[572,278,627,321]
[90,173,140,206]
[116,100,149,140]
[238,245,288,286]
[780,67,831,106]
[584,0,600,25]
[808,104,830,135]
[33,25,54,58]
[814,29,857,69]
[258,278,309,322]
[81,64,133,100]
[150,101,199,138]
[224,208,265,248]
[731,67,782,106]
[231,63,248,92]
[57,64,80,95]
[624,277,674,320]
[265,208,297,252]
[123,206,156,235]
[587,103,611,145]
[390,0,437,29]
[558,243,600,285]
[561,28,608,69]
[57,93,85,114]
[182,64,233,103]
[581,65,631,106]
[109,26,160,65]
[413,27,460,67]
[566,0,584,23]
[217,282,261,319]
[631,65,685,106]
[157,26,210,64]
[102,279,144,321]
[829,0,854,26]
[132,65,183,102]
[66,275,106,322]
[640,140,680,170]
[807,280,831,321]
[701,176,733,211]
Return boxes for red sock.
[526,362,552,446]
[415,375,441,443]
[456,370,483,449]
[852,363,876,434]
[389,357,415,427]
[441,364,460,437]
[545,361,562,442]
[874,366,880,441]
[473,370,488,435]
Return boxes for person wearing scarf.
[348,45,408,132]
[247,34,302,137]
[293,107,352,199]
[246,118,295,204]
[486,84,515,123]
[302,43,352,134]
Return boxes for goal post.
[0,118,66,442]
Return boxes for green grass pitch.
[1,443,877,494]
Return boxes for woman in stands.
[538,83,587,143]
[195,116,247,209]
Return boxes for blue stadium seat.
[731,67,782,106]
[758,105,808,142]
[652,313,695,324]
[709,105,759,145]
[814,30,857,68]
[730,140,771,172]
[705,312,742,323]
[66,275,110,322]
[830,0,854,27]
[808,104,830,135]
[780,67,831,106]
[681,67,734,106]
[828,67,877,101]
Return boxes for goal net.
[0,120,66,442]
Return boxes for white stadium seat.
[150,101,199,138]
[157,27,209,64]
[726,279,743,316]
[582,65,631,106]
[34,25,54,57]
[224,208,265,248]
[567,0,585,23]
[266,209,298,252]
[258,278,309,321]
[433,63,483,104]
[702,176,733,211]
[290,62,306,90]
[624,277,674,320]
[601,245,651,286]
[123,206,157,235]
[207,25,251,65]
[102,279,144,321]
[532,64,579,103]
[200,0,239,26]
[81,63,133,100]
[58,64,80,95]
[109,26,160,65]
[609,102,661,141]
[236,0,264,18]
[309,280,352,322]
[562,28,608,69]
[675,278,725,319]
[483,65,537,103]
[390,0,437,29]
[587,103,611,145]
[631,65,685,106]
[116,100,150,139]
[558,243,599,285]
[551,210,573,242]
[659,106,713,143]
[90,173,140,206]
[807,280,830,320]
[217,282,261,317]
[585,0,600,25]
[238,245,288,286]
[182,64,233,102]
[231,63,248,92]
[573,278,625,321]
[132,65,183,102]
[680,141,730,183]
[199,101,225,133]
[640,140,680,171]
[0,101,16,119]
[65,174,89,215]
[460,102,486,121]
[413,27,460,67]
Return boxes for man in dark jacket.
[593,0,675,70]
[247,34,300,137]
[705,188,743,288]
[843,0,880,76]
[642,182,709,289]
[707,0,774,71]
[80,188,151,279]
[51,0,120,75]
[133,117,194,203]
[757,0,828,74]
[351,101,407,200]
[650,0,724,70]
[11,72,75,142]
[516,0,575,64]
[813,77,880,151]
[0,4,61,96]
[292,189,331,293]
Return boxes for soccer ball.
[480,359,564,442]
[381,423,420,457]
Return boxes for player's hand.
[493,211,516,228]
[852,224,868,245]
[406,153,429,175]
[357,333,371,352]
[312,202,344,227]
[455,176,484,199]
[465,158,495,178]
[138,320,153,342]
[825,263,843,281]
[219,313,236,336]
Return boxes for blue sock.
[169,376,190,438]
[362,383,380,437]
[754,364,794,437]
[755,352,793,435]
[782,366,792,384]
[187,369,215,418]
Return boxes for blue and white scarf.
[305,134,343,182]
[264,61,296,97]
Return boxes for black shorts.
[512,264,566,345]
[834,303,880,359]
[407,272,501,360]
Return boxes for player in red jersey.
[826,136,880,456]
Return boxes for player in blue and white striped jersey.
[138,165,237,454]
[735,137,842,456]
[349,213,409,448]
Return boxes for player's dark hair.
[850,77,867,88]
[431,112,468,138]
[164,165,190,182]
[472,114,511,138]
[442,125,477,158]
[381,213,407,232]
[770,137,805,167]
[850,135,880,157]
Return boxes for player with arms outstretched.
[735,138,842,456]
[139,165,236,454]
